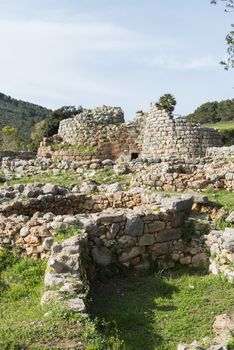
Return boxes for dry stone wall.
[41,106,141,161]
[206,226,234,283]
[206,145,234,158]
[0,151,35,163]
[131,157,234,192]
[38,102,221,162]
[0,183,208,268]
[141,103,221,158]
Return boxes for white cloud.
[0,17,176,107]
[136,54,218,70]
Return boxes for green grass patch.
[54,221,84,243]
[8,171,83,188]
[7,168,131,189]
[0,249,124,350]
[204,189,234,212]
[203,121,234,131]
[90,169,131,187]
[92,270,234,350]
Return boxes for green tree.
[0,92,50,139]
[157,94,177,114]
[211,0,234,69]
[186,98,234,123]
[29,119,46,151]
[43,105,83,137]
[0,125,20,151]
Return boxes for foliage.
[29,119,46,152]
[186,99,234,123]
[0,125,20,151]
[216,217,233,230]
[157,94,177,114]
[0,92,50,140]
[93,268,234,350]
[220,129,234,145]
[54,221,84,243]
[43,105,83,138]
[181,220,196,245]
[211,0,234,69]
[227,337,234,350]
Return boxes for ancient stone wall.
[0,151,35,163]
[37,103,222,161]
[38,106,141,161]
[56,106,141,161]
[0,188,207,269]
[206,145,234,158]
[131,157,234,192]
[40,204,207,313]
[141,103,221,158]
[206,226,234,283]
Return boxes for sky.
[0,0,233,119]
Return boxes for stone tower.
[141,103,221,158]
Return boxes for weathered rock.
[125,214,144,236]
[139,234,156,246]
[156,229,181,243]
[65,297,86,312]
[92,246,112,266]
[226,211,234,224]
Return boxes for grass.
[0,249,125,350]
[7,169,131,189]
[92,268,234,350]
[149,188,234,212]
[203,120,234,131]
[7,172,83,188]
[1,250,234,349]
[89,168,131,187]
[204,189,234,212]
[54,221,84,243]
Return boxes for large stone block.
[92,246,112,266]
[125,214,144,236]
[139,234,156,246]
[156,228,181,242]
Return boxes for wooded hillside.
[186,99,234,123]
[0,92,51,138]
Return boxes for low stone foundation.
[131,157,234,192]
[206,145,234,158]
[0,151,35,164]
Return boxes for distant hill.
[0,92,51,138]
[186,99,234,124]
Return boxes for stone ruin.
[38,102,221,161]
[0,100,233,349]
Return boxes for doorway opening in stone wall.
[131,152,139,160]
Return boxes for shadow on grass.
[90,273,179,350]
